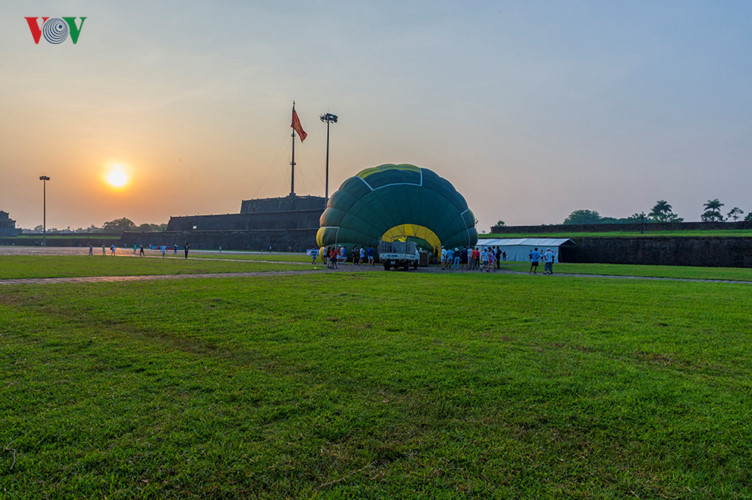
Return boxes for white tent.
[476,238,575,263]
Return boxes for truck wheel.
[404,262,409,271]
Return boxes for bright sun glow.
[105,166,130,189]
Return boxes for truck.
[378,240,419,270]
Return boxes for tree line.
[562,199,751,225]
[24,218,167,234]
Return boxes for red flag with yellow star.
[291,105,307,142]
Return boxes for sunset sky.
[2,1,752,232]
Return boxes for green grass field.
[484,229,752,238]
[190,253,313,263]
[1,265,751,497]
[0,256,321,279]
[498,262,752,281]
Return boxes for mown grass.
[497,262,752,281]
[0,256,321,279]
[12,235,119,239]
[1,271,750,497]
[484,229,752,238]
[190,253,312,263]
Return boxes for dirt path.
[2,266,752,286]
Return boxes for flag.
[291,106,307,142]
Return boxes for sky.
[2,1,752,232]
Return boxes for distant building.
[121,194,327,251]
[0,211,18,237]
[166,194,325,233]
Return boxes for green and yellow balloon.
[316,164,477,253]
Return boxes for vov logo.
[25,17,86,44]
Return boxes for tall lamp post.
[320,112,338,206]
[39,175,50,246]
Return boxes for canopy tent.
[476,238,575,263]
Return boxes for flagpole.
[290,102,296,196]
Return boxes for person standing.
[452,248,461,271]
[88,243,93,256]
[139,245,145,256]
[529,247,541,274]
[360,246,366,266]
[161,245,166,258]
[495,247,501,269]
[330,247,338,269]
[368,246,374,265]
[311,248,318,264]
[184,242,190,259]
[543,248,555,274]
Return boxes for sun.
[104,165,130,189]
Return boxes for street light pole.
[320,113,338,206]
[39,175,50,246]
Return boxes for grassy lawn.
[190,253,313,263]
[1,271,750,497]
[497,262,752,281]
[0,256,321,279]
[484,230,752,238]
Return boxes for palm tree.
[701,199,725,222]
[649,200,672,222]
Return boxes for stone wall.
[560,237,752,268]
[240,195,325,214]
[0,234,122,247]
[121,228,319,252]
[491,221,752,234]
[166,210,323,232]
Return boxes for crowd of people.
[315,245,376,269]
[440,246,506,272]
[437,245,557,274]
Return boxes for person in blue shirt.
[445,247,454,270]
[529,247,541,274]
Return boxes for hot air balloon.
[316,164,477,256]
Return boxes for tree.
[137,222,168,232]
[563,209,601,225]
[102,217,136,233]
[648,200,682,222]
[745,212,752,222]
[727,207,744,221]
[701,199,725,222]
[495,220,506,227]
